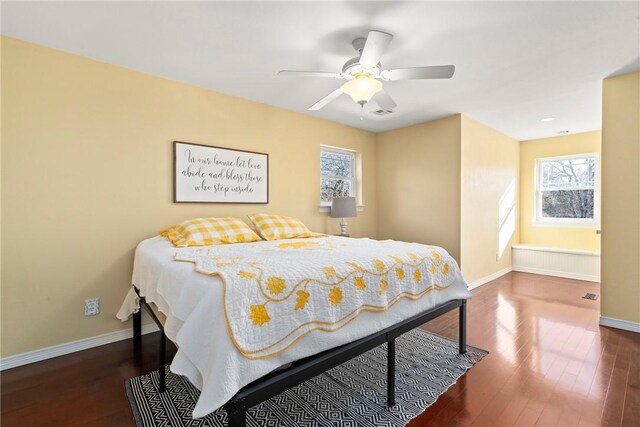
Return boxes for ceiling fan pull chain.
[360,102,364,121]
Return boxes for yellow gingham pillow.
[247,213,321,241]
[160,217,262,247]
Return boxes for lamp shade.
[330,197,357,218]
[341,75,383,104]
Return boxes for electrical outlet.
[84,298,100,316]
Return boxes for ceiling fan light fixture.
[281,30,455,113]
[341,74,383,104]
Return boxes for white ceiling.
[2,1,639,140]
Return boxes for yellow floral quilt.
[175,236,463,359]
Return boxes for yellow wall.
[601,72,640,324]
[7,35,611,358]
[519,131,601,251]
[461,116,520,283]
[376,115,462,262]
[377,114,521,285]
[0,37,378,357]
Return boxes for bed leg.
[159,330,166,393]
[227,410,247,427]
[133,306,142,345]
[459,300,467,354]
[387,338,396,408]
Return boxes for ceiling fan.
[278,30,455,118]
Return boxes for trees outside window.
[536,154,598,225]
[320,147,356,205]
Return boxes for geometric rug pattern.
[126,329,487,426]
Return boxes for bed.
[118,235,471,426]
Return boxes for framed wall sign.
[173,141,269,204]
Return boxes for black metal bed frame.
[132,286,467,427]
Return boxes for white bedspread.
[175,237,462,359]
[118,236,471,418]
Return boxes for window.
[320,147,356,205]
[535,154,598,225]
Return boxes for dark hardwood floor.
[1,272,638,426]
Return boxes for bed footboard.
[223,298,467,427]
[130,285,468,427]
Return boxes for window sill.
[319,205,366,214]
[532,220,599,229]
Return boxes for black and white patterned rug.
[126,329,487,426]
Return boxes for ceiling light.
[541,117,555,122]
[341,73,383,105]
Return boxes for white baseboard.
[467,267,513,290]
[512,244,600,283]
[0,323,159,371]
[599,316,640,333]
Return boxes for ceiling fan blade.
[385,65,455,80]
[359,30,393,69]
[308,88,344,111]
[373,90,397,110]
[278,70,342,78]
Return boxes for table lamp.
[330,197,357,236]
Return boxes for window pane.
[540,157,596,190]
[321,178,352,202]
[541,190,594,219]
[321,151,353,178]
